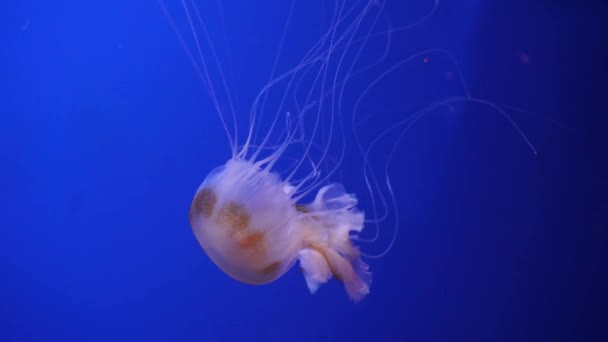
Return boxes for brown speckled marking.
[238,231,265,250]
[216,201,250,231]
[190,188,217,221]
[260,261,281,276]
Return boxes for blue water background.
[2,0,606,341]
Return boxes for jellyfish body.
[160,0,540,304]
[160,0,396,302]
[189,158,371,302]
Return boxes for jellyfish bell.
[188,155,371,301]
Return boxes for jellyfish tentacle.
[186,0,239,157]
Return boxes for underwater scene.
[2,0,607,341]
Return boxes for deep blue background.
[1,1,606,341]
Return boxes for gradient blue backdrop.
[2,0,606,341]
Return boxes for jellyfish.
[188,156,371,302]
[158,0,393,302]
[162,0,535,303]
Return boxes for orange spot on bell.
[238,231,265,250]
[190,188,217,221]
[216,201,250,231]
[260,261,281,276]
